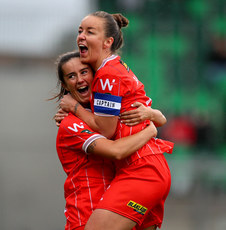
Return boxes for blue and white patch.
[94,92,122,116]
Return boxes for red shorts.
[96,154,171,229]
[65,178,112,230]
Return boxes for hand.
[54,108,68,127]
[119,102,152,126]
[59,94,77,113]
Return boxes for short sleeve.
[59,115,105,154]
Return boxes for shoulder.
[60,113,80,127]
[59,114,88,135]
[96,56,128,76]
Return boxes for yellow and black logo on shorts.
[127,200,147,215]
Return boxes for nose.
[77,31,85,41]
[77,74,85,83]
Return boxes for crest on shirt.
[119,59,130,72]
[81,129,95,134]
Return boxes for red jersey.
[91,55,174,167]
[56,113,115,229]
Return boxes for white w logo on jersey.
[68,122,84,133]
[100,79,115,91]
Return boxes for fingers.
[120,103,144,117]
[55,113,67,121]
[120,108,140,118]
[120,117,141,125]
[120,109,142,124]
[55,114,67,120]
[59,101,64,109]
[54,112,68,128]
[131,101,142,108]
[58,108,68,115]
[120,102,146,126]
[56,121,61,127]
[121,121,140,126]
[54,104,69,127]
[120,113,139,120]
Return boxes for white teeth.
[78,86,87,90]
[79,44,86,48]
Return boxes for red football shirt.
[91,55,174,167]
[56,113,115,229]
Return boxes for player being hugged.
[52,51,159,230]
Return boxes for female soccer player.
[53,51,159,230]
[59,11,174,230]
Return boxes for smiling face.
[62,57,93,107]
[77,15,113,71]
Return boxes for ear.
[61,82,68,91]
[103,37,114,49]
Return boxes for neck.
[93,51,113,71]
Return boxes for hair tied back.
[112,13,129,29]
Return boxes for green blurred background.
[100,0,226,153]
[0,0,225,229]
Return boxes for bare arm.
[120,102,166,127]
[60,94,118,138]
[87,122,157,160]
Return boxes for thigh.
[96,154,171,227]
[135,155,171,229]
[65,178,112,229]
[85,209,136,230]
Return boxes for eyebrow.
[65,67,88,77]
[80,67,89,72]
[79,26,96,30]
[65,72,76,77]
[87,26,95,30]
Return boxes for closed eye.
[78,28,83,34]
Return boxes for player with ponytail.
[59,11,174,230]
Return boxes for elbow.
[113,155,125,161]
[114,153,125,161]
[102,131,115,139]
[155,116,167,127]
[154,129,158,137]
[161,114,167,126]
[163,116,167,125]
[160,119,167,127]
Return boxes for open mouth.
[79,44,88,54]
[78,86,89,94]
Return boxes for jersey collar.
[97,55,118,71]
